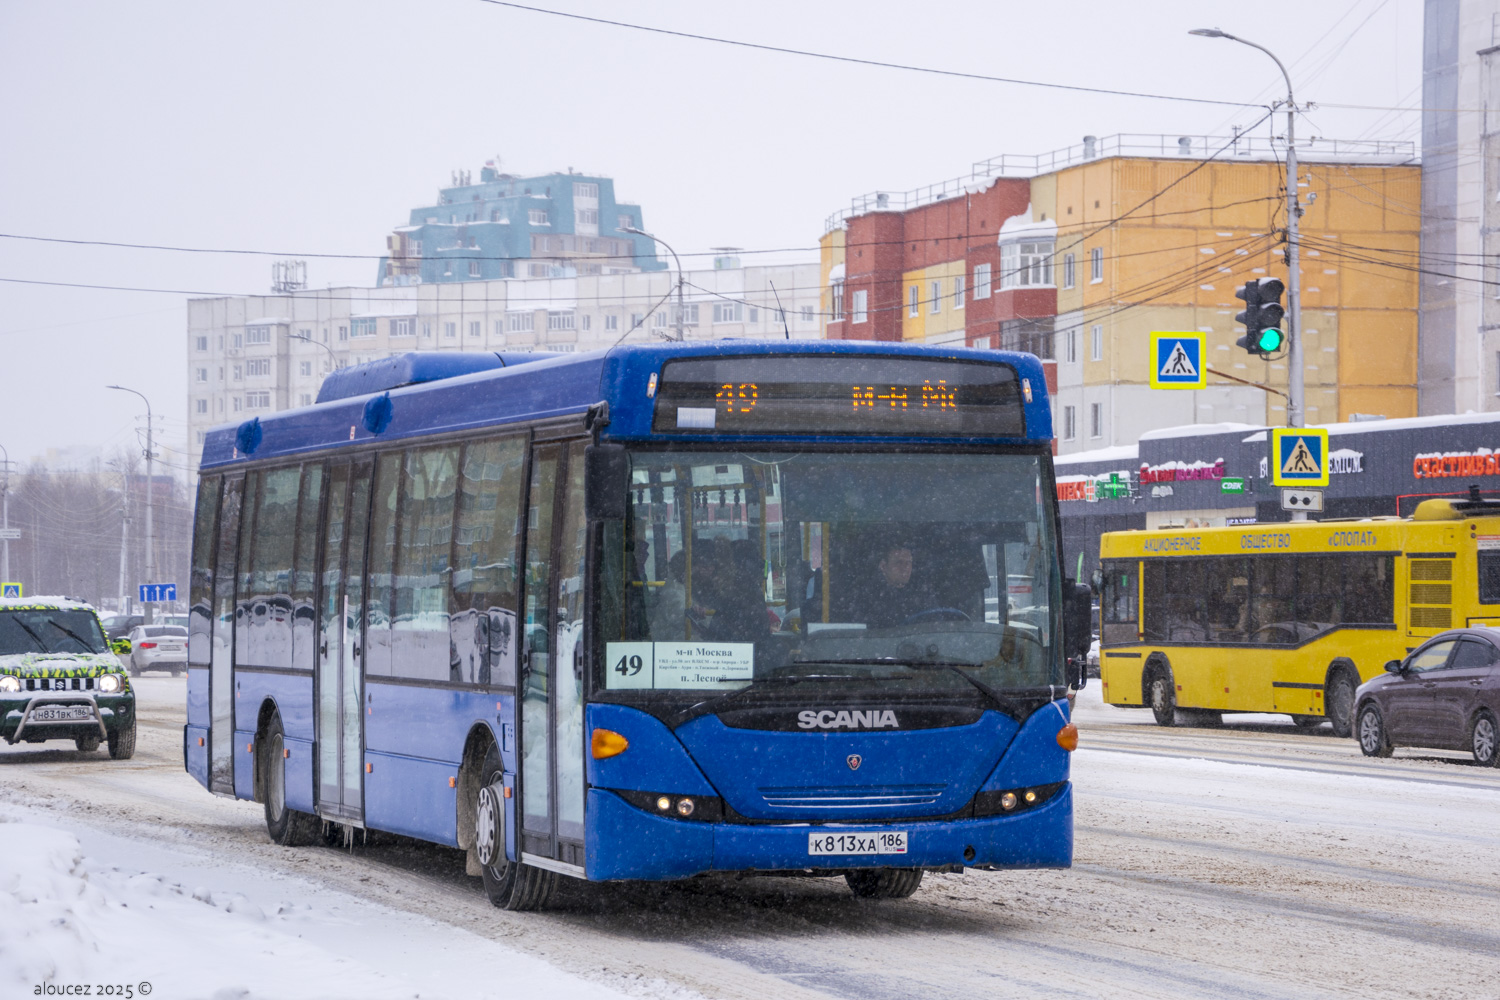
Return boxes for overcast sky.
[0,0,1423,471]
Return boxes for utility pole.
[622,226,685,340]
[0,443,10,585]
[1191,28,1301,429]
[109,385,155,621]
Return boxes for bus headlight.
[0,675,20,693]
[1000,792,1018,811]
[98,673,123,693]
[675,797,695,817]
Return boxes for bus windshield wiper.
[807,657,1028,716]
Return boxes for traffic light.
[1235,278,1286,357]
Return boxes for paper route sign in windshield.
[605,641,755,690]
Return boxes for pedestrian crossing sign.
[1,583,20,599]
[1149,332,1206,389]
[1272,428,1329,486]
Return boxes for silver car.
[127,625,188,676]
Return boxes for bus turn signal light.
[591,728,629,759]
[1056,723,1078,752]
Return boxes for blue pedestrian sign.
[2,583,21,599]
[1149,332,1206,390]
[139,583,177,603]
[1271,428,1329,487]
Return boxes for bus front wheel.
[846,868,923,899]
[1326,669,1358,739]
[1147,669,1176,727]
[476,746,556,911]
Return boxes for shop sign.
[1221,478,1248,494]
[1139,459,1226,484]
[1413,450,1500,479]
[1150,484,1175,498]
[1329,448,1364,474]
[1056,470,1134,502]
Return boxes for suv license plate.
[808,831,908,856]
[32,706,92,722]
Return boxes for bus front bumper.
[584,784,1073,881]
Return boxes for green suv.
[0,598,136,758]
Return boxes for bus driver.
[860,542,931,628]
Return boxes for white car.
[127,625,188,676]
[1087,638,1100,678]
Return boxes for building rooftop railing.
[822,132,1418,234]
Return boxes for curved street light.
[107,384,157,616]
[621,226,685,341]
[1189,27,1303,434]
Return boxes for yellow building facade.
[819,142,1420,452]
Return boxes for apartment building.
[819,133,1421,454]
[377,166,666,286]
[186,259,822,450]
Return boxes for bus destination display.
[651,356,1026,436]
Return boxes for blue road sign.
[1271,428,1329,487]
[1149,332,1206,389]
[1,583,21,599]
[138,583,177,603]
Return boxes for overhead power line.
[473,0,1261,108]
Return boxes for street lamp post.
[0,443,10,585]
[621,226,685,341]
[290,331,339,373]
[1191,28,1303,431]
[108,385,155,622]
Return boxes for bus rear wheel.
[476,746,556,911]
[264,714,320,846]
[846,868,923,899]
[1326,670,1358,739]
[1147,670,1176,727]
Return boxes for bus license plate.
[32,706,92,722]
[808,831,908,856]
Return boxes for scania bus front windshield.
[597,449,1061,697]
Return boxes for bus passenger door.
[518,440,589,870]
[316,459,373,824]
[209,475,244,796]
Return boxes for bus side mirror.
[584,443,630,521]
[1384,659,1403,674]
[1063,581,1092,688]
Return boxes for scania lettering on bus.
[797,709,900,730]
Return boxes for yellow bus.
[1096,496,1500,736]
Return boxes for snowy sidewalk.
[0,816,635,1000]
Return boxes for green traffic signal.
[1256,327,1284,352]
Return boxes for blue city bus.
[185,341,1087,909]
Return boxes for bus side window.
[363,454,403,678]
[451,437,527,688]
[246,466,300,669]
[1100,560,1136,644]
[1344,555,1395,624]
[188,476,222,669]
[390,446,459,682]
[1479,551,1500,605]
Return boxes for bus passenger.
[648,550,687,639]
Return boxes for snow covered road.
[3,678,1497,1000]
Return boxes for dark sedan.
[1355,628,1500,765]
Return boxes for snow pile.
[0,819,632,1000]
